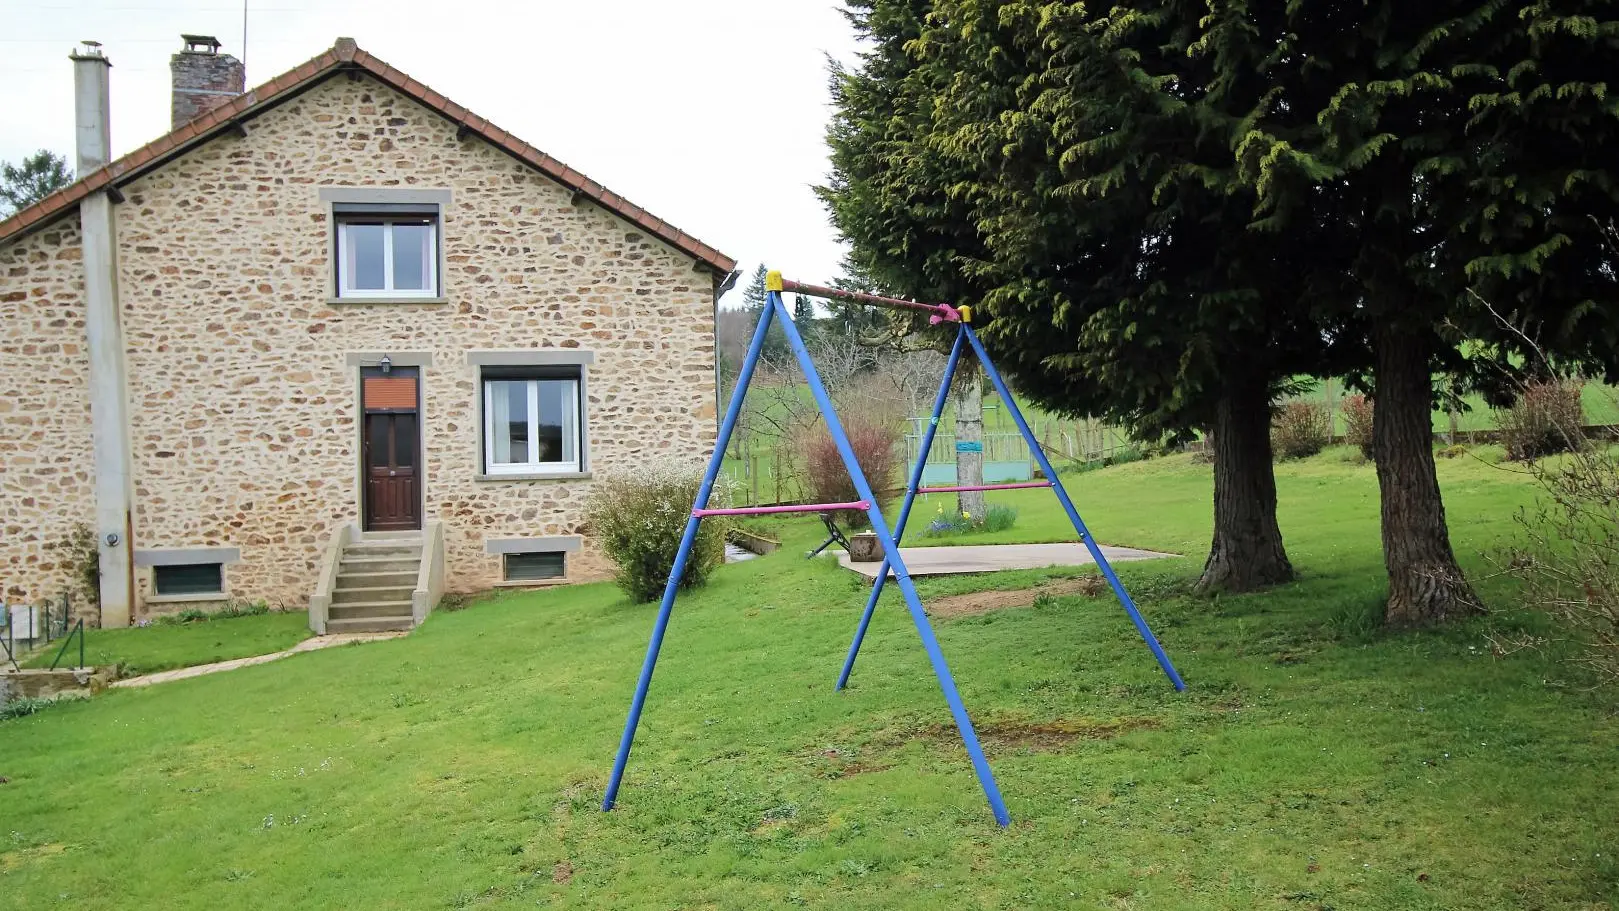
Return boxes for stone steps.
[331,584,413,604]
[339,556,421,575]
[326,616,416,634]
[328,599,415,620]
[324,533,424,633]
[336,569,416,588]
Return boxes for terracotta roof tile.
[0,38,734,273]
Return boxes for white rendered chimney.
[70,40,112,177]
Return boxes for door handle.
[389,470,397,477]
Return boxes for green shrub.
[1505,442,1619,692]
[1497,380,1585,461]
[585,462,729,604]
[150,599,272,626]
[1272,401,1330,460]
[1342,394,1375,460]
[921,502,1018,537]
[0,696,57,722]
[979,503,1019,533]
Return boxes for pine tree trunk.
[1372,321,1480,626]
[1197,379,1295,592]
[955,359,987,522]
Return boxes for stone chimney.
[69,41,112,177]
[170,34,244,129]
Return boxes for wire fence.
[0,591,80,671]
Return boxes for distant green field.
[1287,379,1619,435]
[721,377,1619,506]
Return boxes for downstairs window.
[153,563,224,596]
[504,551,566,582]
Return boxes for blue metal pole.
[962,325,1186,691]
[602,292,778,812]
[773,292,1011,827]
[836,325,966,690]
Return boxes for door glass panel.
[391,220,433,291]
[367,413,391,468]
[345,222,386,290]
[394,413,417,469]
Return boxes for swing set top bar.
[913,481,1052,494]
[693,500,870,518]
[773,273,964,323]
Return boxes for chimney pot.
[170,34,244,129]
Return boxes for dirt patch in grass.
[920,716,1161,752]
[928,576,1105,620]
[807,746,893,779]
[819,715,1162,767]
[0,843,68,873]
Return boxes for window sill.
[494,578,570,588]
[328,296,449,306]
[475,471,592,482]
[145,592,229,604]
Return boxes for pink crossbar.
[693,500,870,517]
[912,481,1053,494]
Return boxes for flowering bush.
[797,412,902,526]
[584,462,729,604]
[1497,380,1585,461]
[1272,401,1331,460]
[1342,394,1375,460]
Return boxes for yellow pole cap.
[765,270,784,292]
[959,305,973,324]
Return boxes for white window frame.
[482,376,582,476]
[337,217,439,299]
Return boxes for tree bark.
[1197,379,1295,592]
[1371,321,1481,626]
[955,358,987,522]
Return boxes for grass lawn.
[2,450,1615,909]
[18,611,310,676]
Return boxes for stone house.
[0,37,735,632]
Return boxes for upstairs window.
[334,204,440,299]
[482,367,582,476]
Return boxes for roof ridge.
[0,38,735,274]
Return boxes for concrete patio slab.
[837,542,1178,578]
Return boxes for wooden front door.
[362,368,421,531]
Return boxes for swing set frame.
[601,272,1184,827]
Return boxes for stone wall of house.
[0,219,97,609]
[114,73,717,613]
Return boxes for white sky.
[0,0,863,306]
